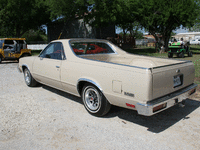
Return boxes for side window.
[39,42,64,60]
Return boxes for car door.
[33,42,65,89]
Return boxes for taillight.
[126,103,135,108]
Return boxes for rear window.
[70,42,115,55]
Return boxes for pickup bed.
[18,39,197,116]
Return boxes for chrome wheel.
[82,84,111,116]
[23,68,38,87]
[24,69,31,85]
[85,88,101,111]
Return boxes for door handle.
[56,66,60,68]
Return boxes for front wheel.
[82,84,111,117]
[168,53,173,58]
[23,68,38,87]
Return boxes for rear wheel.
[82,84,111,117]
[23,68,38,87]
[168,53,173,58]
[0,57,2,63]
[179,52,184,58]
[188,51,193,57]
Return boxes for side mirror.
[45,54,51,58]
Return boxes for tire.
[0,57,2,63]
[179,52,184,58]
[82,84,111,117]
[168,53,173,58]
[188,51,193,57]
[23,68,38,87]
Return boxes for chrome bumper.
[136,84,197,116]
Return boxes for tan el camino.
[18,39,197,116]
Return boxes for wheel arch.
[77,78,103,96]
[22,64,30,72]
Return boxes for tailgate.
[152,61,195,99]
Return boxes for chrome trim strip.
[21,64,30,72]
[152,61,192,69]
[79,56,151,71]
[77,78,103,94]
[136,83,197,116]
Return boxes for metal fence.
[27,44,47,50]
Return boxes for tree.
[135,0,200,51]
[22,29,48,44]
[0,0,50,37]
[189,23,200,32]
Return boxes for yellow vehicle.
[0,38,31,63]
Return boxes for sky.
[116,26,189,34]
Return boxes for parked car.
[0,38,31,63]
[18,39,197,117]
[190,39,200,45]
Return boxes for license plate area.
[173,74,183,88]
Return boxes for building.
[172,32,200,41]
[47,19,115,42]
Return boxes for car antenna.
[58,32,62,39]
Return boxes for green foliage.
[0,0,50,37]
[136,0,200,51]
[22,30,47,43]
[47,0,91,21]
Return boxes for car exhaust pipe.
[179,100,186,107]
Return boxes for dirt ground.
[0,62,200,150]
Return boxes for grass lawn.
[31,50,42,56]
[124,47,200,86]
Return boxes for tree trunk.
[123,28,126,43]
[16,24,21,38]
[153,34,159,53]
[164,36,170,52]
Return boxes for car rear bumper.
[136,83,197,116]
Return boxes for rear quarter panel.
[61,57,153,108]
